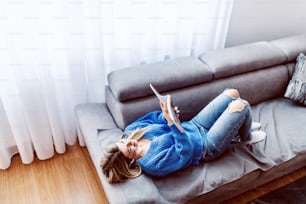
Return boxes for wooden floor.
[1,145,306,204]
[0,145,108,204]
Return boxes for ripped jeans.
[191,90,252,161]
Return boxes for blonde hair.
[100,127,150,183]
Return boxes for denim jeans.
[191,91,252,161]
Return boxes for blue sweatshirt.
[124,111,204,177]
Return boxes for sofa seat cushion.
[198,41,286,79]
[107,56,213,102]
[271,34,306,62]
[94,98,306,203]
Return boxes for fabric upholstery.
[198,41,286,79]
[75,103,118,138]
[270,34,306,62]
[107,56,213,102]
[106,65,289,129]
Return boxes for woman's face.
[116,139,141,160]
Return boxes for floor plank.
[0,145,108,204]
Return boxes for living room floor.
[1,145,305,204]
[0,145,108,204]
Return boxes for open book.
[150,84,184,133]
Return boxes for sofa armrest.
[75,103,118,146]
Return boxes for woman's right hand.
[160,101,174,125]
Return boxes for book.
[150,84,184,133]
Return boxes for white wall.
[225,0,306,47]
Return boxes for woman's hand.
[159,101,180,125]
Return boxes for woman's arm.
[124,101,180,132]
[124,111,167,131]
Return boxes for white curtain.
[0,0,233,169]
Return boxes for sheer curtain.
[0,0,233,169]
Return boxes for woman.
[100,89,266,183]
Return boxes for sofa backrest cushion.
[107,56,213,102]
[106,65,290,129]
[270,34,306,62]
[198,41,286,79]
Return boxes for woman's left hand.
[173,105,180,117]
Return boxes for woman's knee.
[228,99,246,113]
[223,89,240,99]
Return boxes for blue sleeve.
[161,125,193,173]
[124,111,167,131]
[140,124,194,177]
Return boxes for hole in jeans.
[223,89,240,99]
[228,100,245,113]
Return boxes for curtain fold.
[0,0,233,169]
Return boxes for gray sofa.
[75,34,306,203]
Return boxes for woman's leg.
[237,100,253,142]
[191,89,240,130]
[203,99,252,161]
